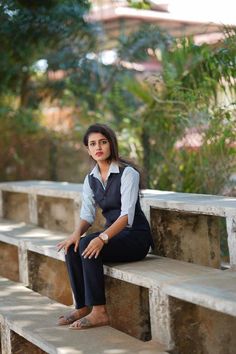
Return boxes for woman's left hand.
[82,237,104,259]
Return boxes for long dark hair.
[83,123,144,187]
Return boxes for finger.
[74,240,79,253]
[56,241,63,248]
[64,244,70,255]
[83,249,92,258]
[88,249,97,259]
[83,246,95,258]
[57,242,65,252]
[82,245,91,257]
[94,249,100,259]
[57,244,62,252]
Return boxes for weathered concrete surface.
[2,181,236,267]
[28,251,73,306]
[141,189,236,217]
[2,191,29,223]
[104,255,222,290]
[151,208,221,268]
[226,216,236,268]
[0,218,68,246]
[149,287,174,351]
[105,257,236,317]
[2,218,236,318]
[0,241,19,281]
[0,277,167,354]
[18,242,29,286]
[164,271,236,317]
[105,276,151,341]
[2,182,236,217]
[170,297,236,354]
[2,217,236,351]
[1,320,11,354]
[28,193,38,224]
[0,180,83,198]
[11,330,46,354]
[38,196,75,233]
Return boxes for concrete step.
[2,218,236,317]
[0,277,167,354]
[2,218,236,353]
[2,180,236,269]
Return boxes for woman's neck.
[97,160,112,174]
[97,160,112,183]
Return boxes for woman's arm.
[101,215,128,239]
[81,215,128,259]
[57,175,96,254]
[57,218,91,254]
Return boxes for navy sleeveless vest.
[88,166,150,231]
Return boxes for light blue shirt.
[80,162,140,227]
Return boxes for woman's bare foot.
[69,305,109,329]
[58,307,90,326]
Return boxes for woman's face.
[87,132,111,162]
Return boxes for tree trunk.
[141,127,150,188]
[49,139,58,181]
[20,71,30,108]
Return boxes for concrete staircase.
[0,277,166,354]
[1,181,236,353]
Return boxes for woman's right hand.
[57,231,81,255]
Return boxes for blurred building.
[88,0,234,48]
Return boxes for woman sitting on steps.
[57,123,154,330]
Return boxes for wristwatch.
[99,232,109,244]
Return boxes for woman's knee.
[79,236,91,255]
[79,233,99,255]
[65,244,78,262]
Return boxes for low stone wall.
[10,331,47,354]
[151,209,221,268]
[0,241,19,282]
[170,297,236,354]
[28,251,73,306]
[1,181,234,269]
[105,277,151,341]
[2,192,30,223]
[37,196,75,233]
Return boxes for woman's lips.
[95,152,103,156]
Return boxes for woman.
[57,123,154,330]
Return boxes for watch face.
[101,233,109,243]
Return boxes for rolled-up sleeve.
[80,175,96,225]
[119,167,140,227]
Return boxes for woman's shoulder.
[122,165,140,178]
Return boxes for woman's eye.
[101,140,107,145]
[89,142,95,146]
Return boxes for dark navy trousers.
[65,229,152,309]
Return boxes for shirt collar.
[90,161,120,180]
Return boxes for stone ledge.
[2,181,236,268]
[164,272,236,316]
[1,218,236,318]
[1,180,236,216]
[0,180,83,199]
[0,277,166,354]
[105,259,236,317]
[142,189,236,217]
[0,218,68,261]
